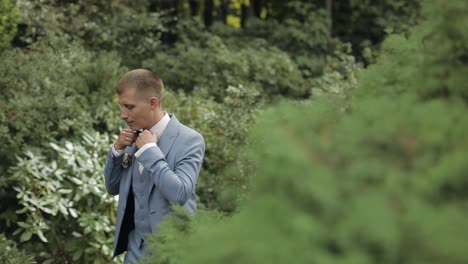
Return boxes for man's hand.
[136,130,158,149]
[114,129,136,150]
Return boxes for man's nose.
[120,108,128,119]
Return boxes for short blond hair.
[116,69,164,101]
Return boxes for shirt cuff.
[112,143,125,157]
[135,143,157,158]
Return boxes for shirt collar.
[149,112,170,140]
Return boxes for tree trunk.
[241,2,248,28]
[188,0,199,17]
[326,0,333,36]
[220,0,230,24]
[156,0,179,44]
[204,0,214,27]
[252,0,262,18]
[147,0,159,12]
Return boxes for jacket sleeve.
[104,148,125,195]
[136,133,205,205]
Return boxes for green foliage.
[356,0,468,101]
[311,42,362,97]
[141,207,226,264]
[144,1,468,263]
[145,24,309,99]
[207,2,332,80]
[364,0,421,34]
[10,132,119,263]
[0,38,125,255]
[0,0,429,261]
[414,0,468,100]
[163,84,261,212]
[144,9,336,100]
[0,39,124,167]
[239,7,330,79]
[16,0,167,67]
[0,234,35,264]
[0,0,21,48]
[332,0,421,62]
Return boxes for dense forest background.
[1,0,467,263]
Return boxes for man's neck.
[145,110,165,130]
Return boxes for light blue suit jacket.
[104,113,205,257]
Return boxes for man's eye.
[122,104,134,110]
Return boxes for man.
[104,69,205,263]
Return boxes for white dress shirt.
[112,112,170,173]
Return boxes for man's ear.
[149,96,159,109]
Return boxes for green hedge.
[0,233,35,264]
[144,1,468,263]
[15,0,167,67]
[10,132,120,263]
[162,85,261,212]
[144,29,309,100]
[0,0,20,48]
[0,39,124,169]
[0,39,125,261]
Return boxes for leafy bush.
[239,5,330,79]
[157,98,467,263]
[15,0,168,67]
[10,132,121,263]
[0,0,21,48]
[0,234,35,264]
[332,0,421,62]
[311,42,362,97]
[0,38,125,252]
[208,3,333,80]
[355,0,468,101]
[141,208,226,264]
[144,1,468,263]
[163,84,261,212]
[0,39,124,168]
[145,30,309,100]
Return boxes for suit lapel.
[126,144,138,156]
[157,113,180,157]
[123,144,138,193]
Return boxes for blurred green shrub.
[356,0,468,101]
[155,98,468,263]
[163,84,261,212]
[0,233,35,264]
[0,0,21,49]
[143,1,468,263]
[141,207,226,264]
[9,132,119,263]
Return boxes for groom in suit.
[104,69,205,263]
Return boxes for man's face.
[118,87,152,130]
